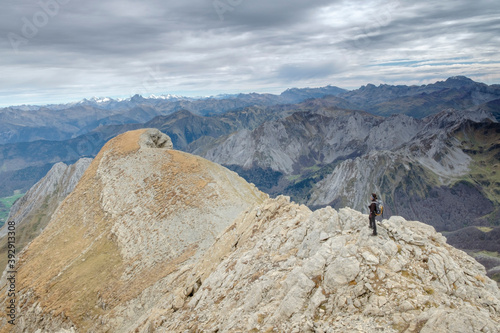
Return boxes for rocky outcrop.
[137,128,173,149]
[135,197,500,332]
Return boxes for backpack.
[374,199,384,216]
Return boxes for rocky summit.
[135,198,500,333]
[0,128,266,332]
[1,129,499,332]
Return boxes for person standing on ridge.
[368,193,378,236]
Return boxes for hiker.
[368,193,378,236]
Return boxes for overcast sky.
[1,0,499,106]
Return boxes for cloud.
[276,62,343,81]
[0,0,499,106]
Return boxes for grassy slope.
[0,193,24,227]
[0,195,56,271]
[443,122,500,285]
[455,122,500,224]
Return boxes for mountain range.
[0,86,347,146]
[0,129,498,332]
[2,76,499,199]
[1,76,499,284]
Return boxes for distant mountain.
[195,105,498,232]
[0,158,91,270]
[0,86,346,146]
[0,103,157,144]
[152,96,355,151]
[2,77,498,147]
[339,76,500,118]
[144,108,269,150]
[280,85,347,103]
[7,94,190,112]
[0,97,348,197]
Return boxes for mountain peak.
[129,94,146,103]
[437,76,478,89]
[145,201,500,332]
[0,129,267,331]
[446,75,474,82]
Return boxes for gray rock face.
[201,107,492,176]
[306,110,498,230]
[0,157,92,275]
[202,109,384,174]
[134,198,500,333]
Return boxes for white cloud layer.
[1,0,499,106]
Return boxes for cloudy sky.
[1,0,499,106]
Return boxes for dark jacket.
[369,201,377,218]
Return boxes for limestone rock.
[324,256,360,289]
[129,201,500,333]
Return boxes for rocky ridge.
[135,196,500,332]
[0,158,92,237]
[0,158,92,271]
[338,76,500,118]
[0,86,346,146]
[197,106,498,231]
[200,107,493,177]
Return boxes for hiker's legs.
[372,217,377,235]
[369,215,375,229]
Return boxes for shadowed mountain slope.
[0,158,92,271]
